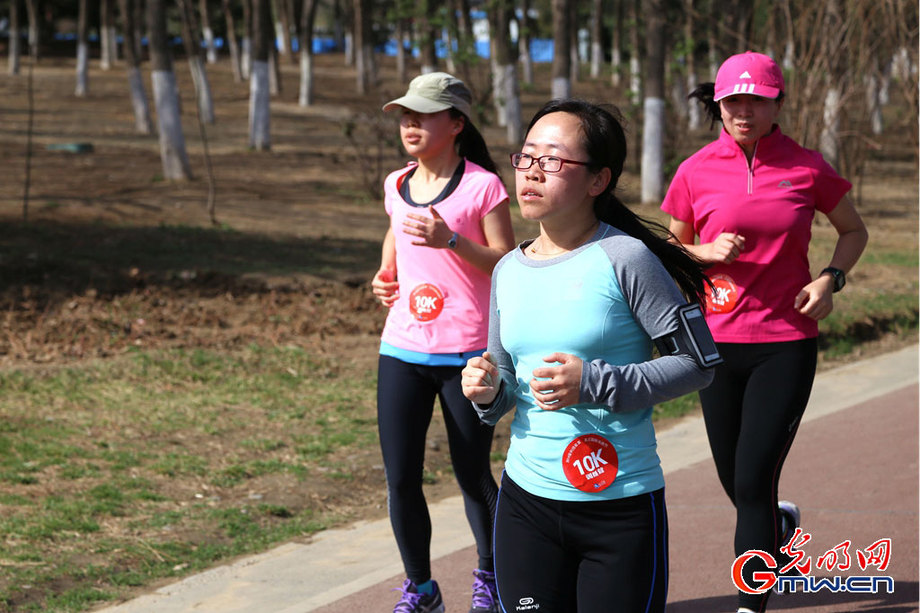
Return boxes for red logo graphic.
[408,283,444,321]
[706,274,739,313]
[562,434,618,493]
[731,531,895,595]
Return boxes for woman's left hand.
[530,353,583,411]
[794,276,835,320]
[403,207,453,248]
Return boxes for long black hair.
[526,99,708,306]
[689,82,785,130]
[449,108,501,178]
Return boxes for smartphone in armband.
[677,304,723,368]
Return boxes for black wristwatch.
[821,267,846,293]
[447,232,459,250]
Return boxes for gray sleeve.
[578,236,714,412]
[472,255,518,425]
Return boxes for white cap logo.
[739,71,752,79]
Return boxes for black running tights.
[377,355,498,585]
[699,338,817,612]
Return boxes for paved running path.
[94,346,919,613]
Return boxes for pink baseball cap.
[714,51,785,101]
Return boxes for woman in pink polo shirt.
[661,52,868,613]
[371,72,514,613]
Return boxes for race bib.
[706,273,739,313]
[562,434,618,493]
[408,283,445,321]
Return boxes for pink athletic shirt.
[661,126,851,343]
[381,159,509,354]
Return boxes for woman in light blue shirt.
[462,99,718,613]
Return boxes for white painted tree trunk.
[687,70,701,130]
[298,49,313,106]
[274,21,286,56]
[519,35,533,85]
[101,26,117,69]
[188,55,215,123]
[590,41,602,78]
[783,38,794,71]
[866,74,883,135]
[610,48,621,87]
[203,26,218,63]
[552,77,571,100]
[127,66,153,133]
[249,60,271,150]
[76,41,89,96]
[819,86,842,168]
[344,32,353,66]
[269,50,279,94]
[641,97,665,203]
[8,28,20,75]
[629,56,641,101]
[151,69,193,179]
[493,57,507,127]
[502,63,522,144]
[241,37,252,79]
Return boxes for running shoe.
[774,500,803,595]
[778,500,801,545]
[392,579,445,613]
[469,569,500,613]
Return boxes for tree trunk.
[132,0,144,61]
[569,2,579,83]
[610,0,622,86]
[353,0,375,92]
[518,0,533,86]
[24,0,38,60]
[201,0,218,63]
[396,17,408,83]
[101,0,115,69]
[298,0,318,105]
[819,0,845,168]
[221,0,243,82]
[684,0,700,129]
[551,0,571,99]
[628,0,641,100]
[418,0,437,74]
[241,0,252,78]
[148,0,193,179]
[118,0,154,133]
[76,0,89,96]
[641,0,665,203]
[491,0,520,143]
[590,0,603,78]
[275,0,293,64]
[8,0,21,75]
[179,0,216,124]
[250,0,272,149]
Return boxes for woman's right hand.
[700,232,745,265]
[372,268,399,307]
[462,352,500,405]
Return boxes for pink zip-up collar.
[718,124,783,195]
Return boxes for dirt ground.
[0,51,917,602]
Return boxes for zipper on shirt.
[745,141,759,195]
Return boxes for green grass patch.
[0,345,375,612]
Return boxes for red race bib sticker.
[562,434,618,493]
[706,273,739,314]
[409,283,444,321]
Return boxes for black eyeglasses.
[510,152,591,173]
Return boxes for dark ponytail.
[689,82,722,129]
[527,99,709,306]
[449,108,501,179]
